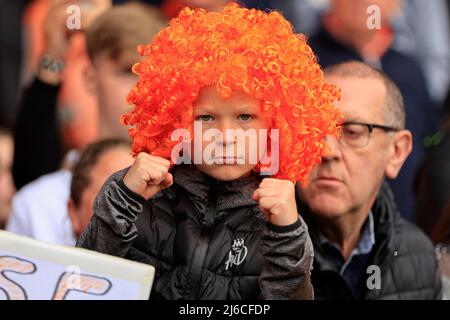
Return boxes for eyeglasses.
[337,121,400,149]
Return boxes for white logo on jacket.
[225,238,248,270]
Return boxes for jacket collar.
[170,165,263,216]
[369,181,399,266]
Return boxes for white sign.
[0,230,154,300]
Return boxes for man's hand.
[38,0,76,85]
[252,178,299,227]
[43,0,75,60]
[123,153,173,201]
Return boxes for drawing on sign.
[52,272,112,300]
[0,256,37,300]
[0,255,112,300]
[0,230,155,300]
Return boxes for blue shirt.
[319,213,376,299]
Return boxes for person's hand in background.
[38,0,76,84]
[38,0,111,85]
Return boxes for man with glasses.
[296,61,441,299]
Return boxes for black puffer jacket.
[297,182,442,300]
[77,165,314,300]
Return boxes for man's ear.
[83,62,98,96]
[67,199,80,238]
[385,130,413,179]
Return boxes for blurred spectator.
[273,0,450,107]
[6,139,132,245]
[20,0,111,151]
[114,0,243,16]
[0,0,29,128]
[162,0,238,17]
[112,0,274,17]
[297,61,441,299]
[6,3,166,244]
[392,0,450,106]
[271,0,328,36]
[68,139,132,239]
[8,169,72,244]
[432,201,450,245]
[435,241,450,300]
[416,89,450,235]
[13,2,166,189]
[0,128,16,229]
[433,202,450,300]
[169,0,231,11]
[307,0,438,221]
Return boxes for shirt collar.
[318,212,375,256]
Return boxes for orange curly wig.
[122,2,342,183]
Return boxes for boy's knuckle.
[158,172,165,180]
[162,159,171,167]
[136,152,146,160]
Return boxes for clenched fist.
[252,178,299,227]
[123,153,173,200]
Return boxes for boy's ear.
[385,130,413,179]
[83,62,98,96]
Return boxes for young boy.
[77,3,342,299]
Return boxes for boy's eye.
[238,114,252,122]
[196,115,215,122]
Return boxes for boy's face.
[87,52,139,140]
[68,146,133,238]
[192,86,268,181]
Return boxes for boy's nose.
[216,120,238,144]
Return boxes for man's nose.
[321,135,342,162]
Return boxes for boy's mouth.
[212,156,245,164]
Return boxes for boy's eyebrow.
[193,103,260,115]
[234,105,260,113]
[193,105,219,115]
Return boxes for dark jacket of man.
[297,182,442,300]
[77,165,314,300]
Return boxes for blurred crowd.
[0,0,449,299]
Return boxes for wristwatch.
[39,54,65,73]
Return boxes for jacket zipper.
[184,187,218,299]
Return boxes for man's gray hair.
[324,61,405,129]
